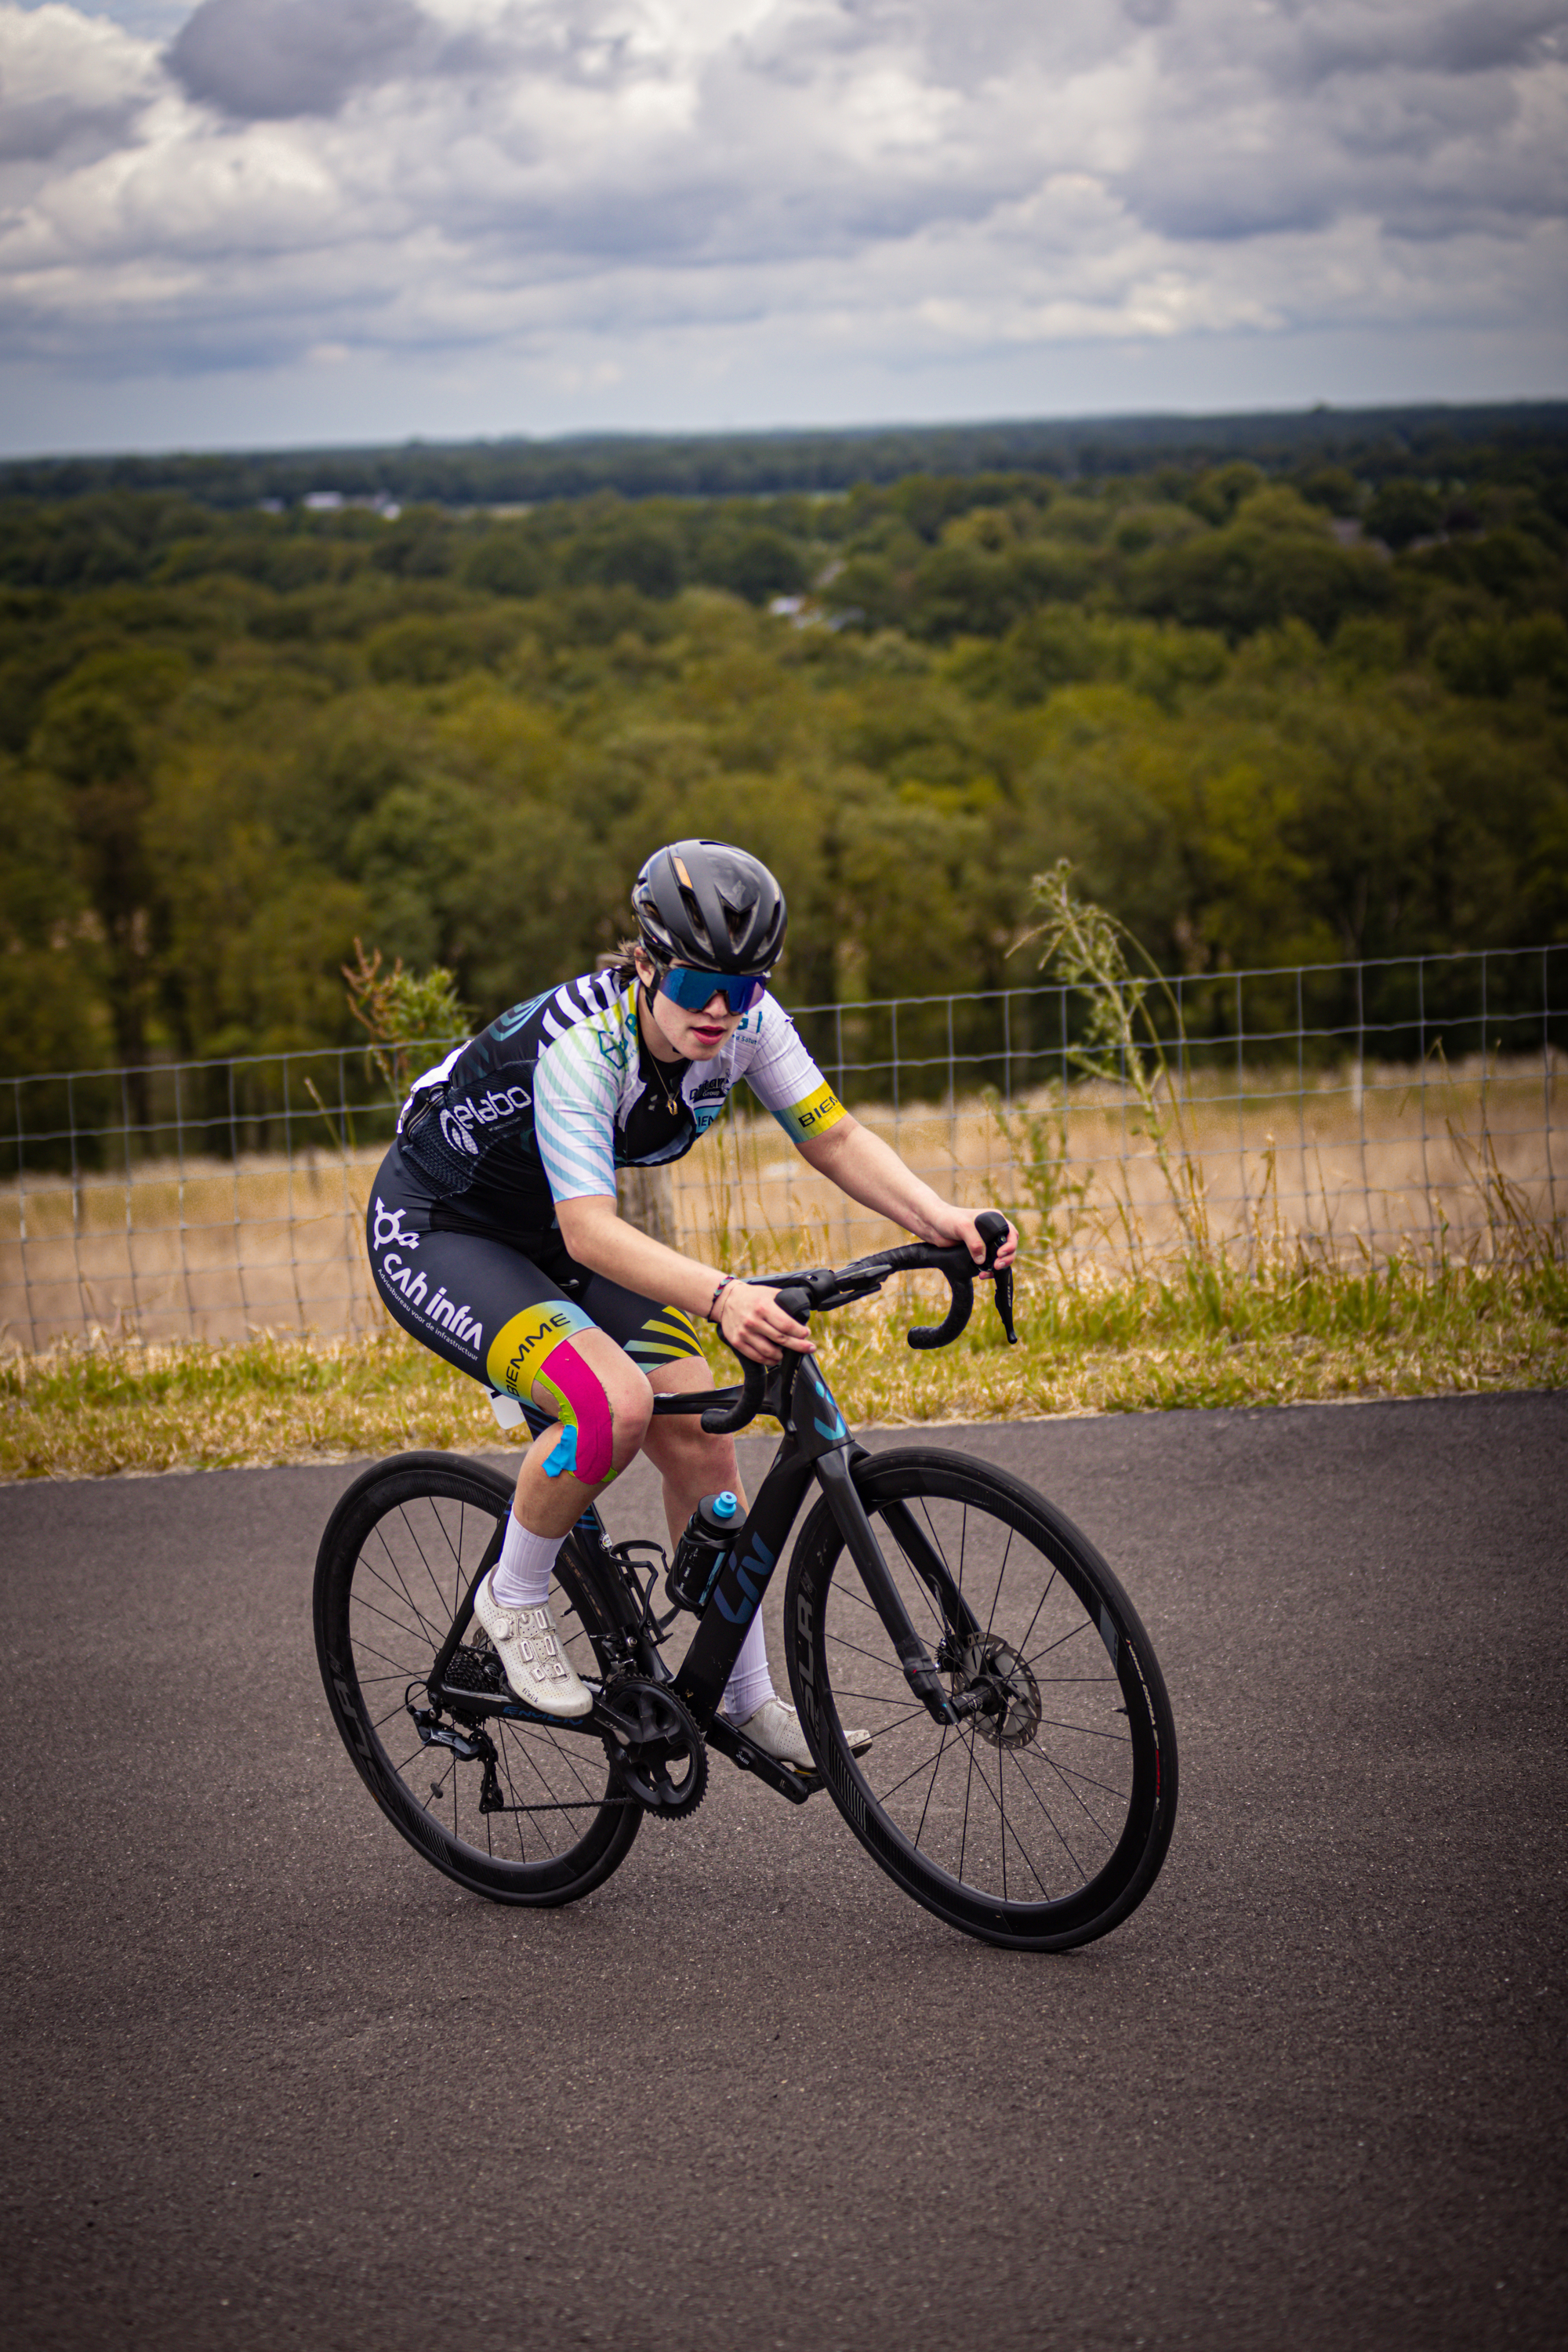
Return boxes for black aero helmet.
[632,840,787,975]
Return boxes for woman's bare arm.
[793,1116,1018,1266]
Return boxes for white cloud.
[0,0,1563,449]
[0,2,157,160]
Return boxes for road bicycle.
[313,1213,1178,1951]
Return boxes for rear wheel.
[314,1452,641,1905]
[785,1448,1177,1951]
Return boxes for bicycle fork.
[813,1449,984,1726]
[793,1357,984,1730]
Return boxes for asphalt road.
[3,1392,1565,2352]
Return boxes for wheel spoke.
[992,1741,1091,1875]
[913,1723,950,1853]
[960,1738,1054,1899]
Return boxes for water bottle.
[666,1490,741,1614]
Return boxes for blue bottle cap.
[710,1490,739,1519]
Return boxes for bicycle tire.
[314,1451,641,1906]
[785,1448,1177,1951]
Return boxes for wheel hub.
[948,1633,1041,1749]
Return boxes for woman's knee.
[604,1358,655,1465]
[533,1337,651,1483]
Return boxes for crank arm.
[815,1451,961,1726]
[706,1711,818,1806]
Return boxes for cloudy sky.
[1,0,1564,457]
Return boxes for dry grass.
[3,1251,1562,1483]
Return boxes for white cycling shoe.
[472,1571,593,1719]
[724,1696,872,1772]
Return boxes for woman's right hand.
[716,1277,815,1366]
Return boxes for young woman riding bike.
[365,838,1017,1770]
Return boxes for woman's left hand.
[925,1203,1018,1272]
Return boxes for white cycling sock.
[721,1612,775,1724]
[492,1514,563,1610]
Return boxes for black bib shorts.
[364,1140,707,1400]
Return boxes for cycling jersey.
[397,967,846,1234]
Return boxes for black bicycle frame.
[424,1342,982,1745]
[666,1348,977,1729]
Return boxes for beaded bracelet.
[706,1273,736,1324]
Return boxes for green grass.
[3,1254,1563,1481]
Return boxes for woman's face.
[633,950,746,1062]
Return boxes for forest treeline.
[3,401,1565,514]
[2,430,1565,1088]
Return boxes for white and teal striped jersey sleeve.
[532,997,627,1202]
[732,1000,848,1146]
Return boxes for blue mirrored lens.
[659,966,768,1014]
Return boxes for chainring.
[598,1677,708,1819]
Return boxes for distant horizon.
[5,395,1566,479]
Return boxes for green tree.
[0,759,111,1074]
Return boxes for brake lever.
[993,1264,1018,1345]
[973,1207,1018,1345]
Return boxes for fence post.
[595,956,678,1248]
[15,1077,37,1352]
[1544,947,1557,1228]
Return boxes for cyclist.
[365,839,1016,1769]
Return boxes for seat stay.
[426,1519,507,1698]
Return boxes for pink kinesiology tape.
[534,1338,615,1483]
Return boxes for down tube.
[673,1440,818,1726]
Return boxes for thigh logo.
[372,1198,420,1252]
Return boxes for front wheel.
[785,1449,1178,1951]
[314,1452,642,1906]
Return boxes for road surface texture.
[2,1392,1564,2352]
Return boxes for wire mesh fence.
[2,945,1563,1349]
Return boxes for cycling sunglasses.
[656,964,770,1015]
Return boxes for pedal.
[706,1712,820,1805]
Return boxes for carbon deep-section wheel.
[314,1451,641,1904]
[785,1448,1177,1951]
